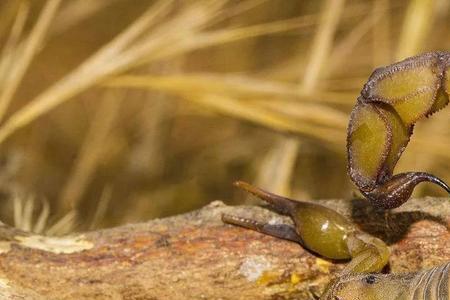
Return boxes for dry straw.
[0,0,447,230]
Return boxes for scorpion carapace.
[321,262,450,300]
[347,51,450,209]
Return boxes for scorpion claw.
[221,213,303,244]
[233,181,296,215]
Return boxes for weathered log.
[0,197,448,299]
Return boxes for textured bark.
[0,197,448,299]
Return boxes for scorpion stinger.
[362,172,450,209]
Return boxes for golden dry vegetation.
[0,0,448,234]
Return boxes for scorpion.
[222,51,450,299]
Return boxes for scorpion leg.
[342,232,390,274]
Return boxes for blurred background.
[0,0,448,235]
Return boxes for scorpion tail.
[364,172,450,209]
[423,173,450,194]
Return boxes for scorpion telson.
[347,51,450,209]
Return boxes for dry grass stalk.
[0,0,447,231]
[0,1,30,89]
[396,0,436,60]
[105,74,356,105]
[88,185,112,230]
[371,0,391,66]
[58,92,123,213]
[0,2,322,146]
[301,0,346,91]
[0,0,62,122]
[255,0,346,196]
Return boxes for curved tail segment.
[347,52,450,209]
[363,172,450,209]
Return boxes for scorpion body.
[322,262,450,300]
[222,52,450,299]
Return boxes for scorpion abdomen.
[410,262,450,300]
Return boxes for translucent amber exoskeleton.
[347,51,450,209]
[222,182,390,275]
